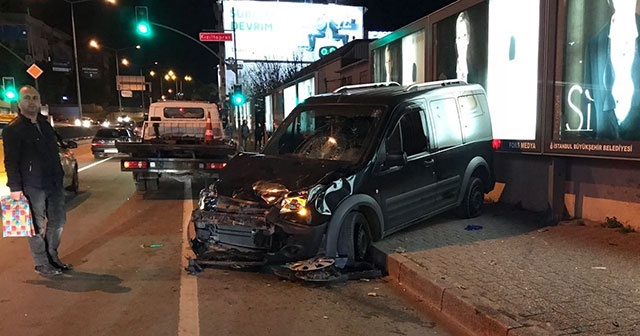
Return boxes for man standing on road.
[3,85,73,277]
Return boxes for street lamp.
[64,0,117,119]
[181,75,192,94]
[164,70,178,98]
[89,39,140,111]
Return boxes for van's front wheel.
[457,177,484,218]
[337,211,372,267]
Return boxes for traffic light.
[135,6,152,37]
[2,77,18,102]
[231,84,246,106]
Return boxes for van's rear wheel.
[337,211,371,267]
[457,177,484,218]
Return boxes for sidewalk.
[373,203,640,336]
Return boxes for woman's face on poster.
[456,15,470,58]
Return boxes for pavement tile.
[375,203,640,335]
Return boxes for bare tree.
[242,54,306,100]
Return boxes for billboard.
[549,0,639,158]
[433,0,541,150]
[223,1,364,63]
[372,30,425,85]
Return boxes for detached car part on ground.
[189,80,495,281]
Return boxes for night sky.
[16,0,455,84]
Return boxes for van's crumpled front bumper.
[189,196,326,266]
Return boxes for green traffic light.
[231,93,245,106]
[136,22,151,36]
[3,88,17,102]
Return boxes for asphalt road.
[0,143,453,336]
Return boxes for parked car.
[91,127,137,159]
[189,80,495,278]
[0,114,79,195]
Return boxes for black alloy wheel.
[457,177,484,218]
[338,211,372,266]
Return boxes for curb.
[385,253,555,336]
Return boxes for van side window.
[458,94,482,118]
[429,98,462,149]
[388,108,428,157]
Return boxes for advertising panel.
[550,0,640,158]
[283,85,297,118]
[434,2,488,89]
[434,0,542,152]
[372,30,425,85]
[487,0,540,144]
[373,39,402,84]
[297,77,315,104]
[402,30,426,85]
[223,1,364,63]
[265,94,273,132]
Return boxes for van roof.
[304,81,485,108]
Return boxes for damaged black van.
[189,80,495,277]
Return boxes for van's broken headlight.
[280,191,308,217]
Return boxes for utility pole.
[214,0,227,105]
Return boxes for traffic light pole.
[149,22,226,102]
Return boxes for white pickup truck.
[116,101,237,191]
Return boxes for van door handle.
[423,159,434,167]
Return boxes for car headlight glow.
[280,193,308,217]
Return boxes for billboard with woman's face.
[434,0,542,148]
[550,0,640,157]
[435,3,488,89]
[372,30,425,85]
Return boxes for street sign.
[117,75,146,91]
[26,64,43,79]
[121,90,133,98]
[199,32,233,42]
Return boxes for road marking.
[78,157,112,172]
[179,180,199,336]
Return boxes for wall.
[489,154,640,231]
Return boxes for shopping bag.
[1,195,35,238]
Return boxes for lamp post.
[89,39,140,111]
[164,70,177,98]
[181,75,192,93]
[64,0,116,120]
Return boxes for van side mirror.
[385,151,407,167]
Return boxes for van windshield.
[263,105,385,162]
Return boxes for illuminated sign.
[223,1,364,63]
[199,32,233,42]
[487,0,540,141]
[546,0,640,157]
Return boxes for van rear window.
[163,107,205,119]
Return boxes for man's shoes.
[34,264,62,277]
[51,260,73,272]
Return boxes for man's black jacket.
[3,113,64,192]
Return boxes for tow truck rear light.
[206,162,226,170]
[123,160,148,169]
